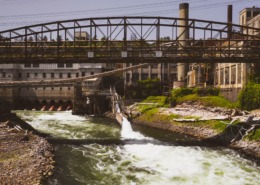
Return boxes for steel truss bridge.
[0,16,259,64]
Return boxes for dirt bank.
[125,103,260,163]
[0,113,54,185]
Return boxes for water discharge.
[121,117,147,140]
[15,111,260,185]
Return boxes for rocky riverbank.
[0,113,54,185]
[124,102,260,163]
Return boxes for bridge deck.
[0,16,259,64]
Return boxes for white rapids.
[16,110,260,185]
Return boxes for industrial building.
[213,6,260,101]
[0,62,104,110]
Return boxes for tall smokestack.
[176,3,189,85]
[227,5,233,39]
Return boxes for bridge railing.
[0,39,259,62]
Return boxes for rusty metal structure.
[0,16,259,64]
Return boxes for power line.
[0,0,52,6]
[0,0,258,28]
[0,0,182,19]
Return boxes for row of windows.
[20,87,72,90]
[217,65,242,85]
[17,71,94,78]
[1,87,72,91]
[24,63,73,68]
[125,63,170,69]
[1,71,95,79]
[125,73,159,82]
[0,72,11,78]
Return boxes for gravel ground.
[0,118,54,185]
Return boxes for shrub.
[125,78,162,99]
[170,87,235,108]
[170,88,193,106]
[238,83,260,110]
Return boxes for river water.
[15,111,260,185]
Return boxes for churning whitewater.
[15,111,260,185]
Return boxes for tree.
[131,33,137,40]
[101,36,107,41]
[57,35,62,42]
[28,36,34,42]
[42,35,48,41]
[160,36,170,41]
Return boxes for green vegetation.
[170,87,236,109]
[238,83,260,111]
[142,96,167,106]
[136,96,167,114]
[134,95,228,133]
[137,106,228,133]
[244,129,260,141]
[125,78,163,99]
[131,86,259,141]
[176,94,236,109]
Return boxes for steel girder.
[0,16,259,64]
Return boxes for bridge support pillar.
[175,3,189,88]
[72,83,85,115]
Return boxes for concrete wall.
[220,88,242,102]
[0,63,104,110]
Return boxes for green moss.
[182,115,200,120]
[142,96,167,106]
[137,96,168,113]
[177,94,199,104]
[200,96,236,108]
[176,94,236,109]
[170,87,236,109]
[137,108,179,123]
[146,108,159,117]
[209,120,228,133]
[244,128,260,141]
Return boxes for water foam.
[122,144,260,185]
[25,111,259,185]
[118,115,260,184]
[120,117,148,140]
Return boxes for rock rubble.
[126,102,260,162]
[0,118,54,185]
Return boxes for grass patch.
[200,96,236,108]
[170,87,237,109]
[182,115,200,120]
[137,96,167,113]
[208,120,228,133]
[177,94,236,109]
[137,109,180,123]
[142,96,167,106]
[177,120,227,133]
[176,94,199,104]
[244,128,260,141]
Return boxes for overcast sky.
[0,0,259,31]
